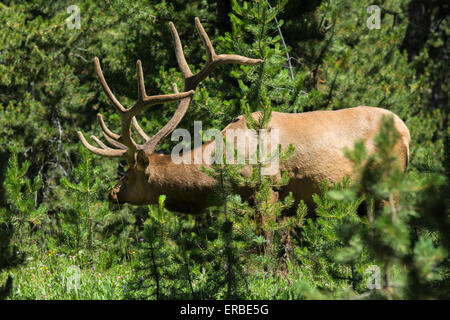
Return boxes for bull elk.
[77,18,410,215]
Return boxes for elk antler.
[77,58,194,162]
[78,17,262,162]
[139,18,263,154]
[171,17,263,91]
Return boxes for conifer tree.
[323,117,449,299]
[0,147,46,249]
[60,146,107,265]
[0,223,23,299]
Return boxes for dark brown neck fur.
[147,152,217,213]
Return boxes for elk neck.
[146,146,217,214]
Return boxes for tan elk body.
[78,18,410,214]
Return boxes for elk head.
[77,18,262,206]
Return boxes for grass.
[1,249,134,300]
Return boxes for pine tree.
[0,147,46,249]
[60,146,107,266]
[0,223,23,299]
[324,116,449,299]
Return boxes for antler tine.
[77,131,127,158]
[101,130,128,150]
[122,60,194,152]
[97,114,120,140]
[136,60,147,100]
[169,22,193,79]
[132,116,150,142]
[142,83,192,153]
[194,17,216,63]
[129,88,194,118]
[81,57,194,163]
[140,18,263,154]
[191,18,263,89]
[130,60,194,116]
[214,54,265,66]
[97,113,130,149]
[169,17,263,91]
[173,83,179,93]
[94,58,127,114]
[91,135,112,150]
[81,18,261,160]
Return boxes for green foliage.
[0,223,23,299]
[321,118,448,299]
[60,146,106,265]
[0,254,132,300]
[224,0,304,113]
[0,0,448,300]
[127,195,187,299]
[0,147,47,247]
[58,146,138,268]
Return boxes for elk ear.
[135,150,150,171]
